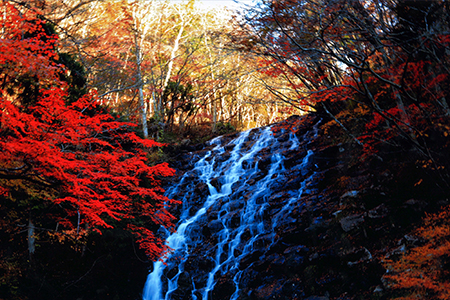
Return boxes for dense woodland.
[1,0,450,299]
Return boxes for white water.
[143,123,318,300]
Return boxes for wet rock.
[227,199,244,211]
[183,254,214,276]
[210,177,221,190]
[385,244,407,259]
[340,214,365,232]
[207,198,224,216]
[165,266,179,280]
[368,203,389,219]
[404,198,428,211]
[239,251,264,270]
[210,275,235,299]
[344,247,373,266]
[341,190,360,199]
[255,280,285,299]
[223,210,242,228]
[266,253,286,269]
[339,190,361,207]
[257,155,272,171]
[332,210,343,218]
[373,285,383,293]
[207,219,224,235]
[240,267,261,288]
[284,245,309,255]
[305,216,330,232]
[194,182,210,198]
[166,272,192,300]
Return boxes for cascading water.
[143,117,321,300]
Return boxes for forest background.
[1,0,450,299]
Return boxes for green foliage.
[214,122,236,135]
[58,52,87,103]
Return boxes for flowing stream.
[143,121,319,300]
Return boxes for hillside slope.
[158,113,450,300]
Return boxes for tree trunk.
[135,32,148,139]
[28,219,35,260]
[160,21,185,124]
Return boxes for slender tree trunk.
[160,22,185,124]
[81,223,88,257]
[203,32,219,131]
[28,219,35,260]
[162,23,184,91]
[135,33,148,138]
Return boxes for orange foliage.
[383,205,450,299]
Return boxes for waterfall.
[143,119,319,300]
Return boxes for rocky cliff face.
[143,114,446,300]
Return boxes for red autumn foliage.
[0,2,178,260]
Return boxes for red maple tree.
[0,2,178,259]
